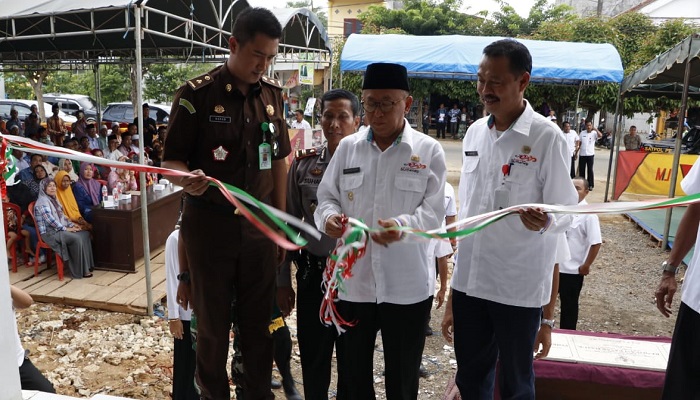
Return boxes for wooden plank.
[89,269,127,286]
[9,266,38,284]
[108,277,150,305]
[82,285,127,303]
[50,282,104,301]
[14,269,57,291]
[130,289,166,309]
[29,277,70,298]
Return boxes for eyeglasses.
[361,98,405,114]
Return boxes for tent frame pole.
[662,52,693,249]
[605,94,622,202]
[135,4,154,316]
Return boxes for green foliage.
[359,0,482,36]
[633,19,698,70]
[608,13,655,71]
[143,63,215,104]
[2,72,33,99]
[480,0,574,37]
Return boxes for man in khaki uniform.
[162,7,290,400]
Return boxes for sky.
[247,0,541,18]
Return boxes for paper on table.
[542,333,669,372]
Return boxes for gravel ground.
[16,212,682,399]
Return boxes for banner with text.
[614,151,698,199]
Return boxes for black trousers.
[558,273,584,330]
[182,200,276,400]
[20,357,55,393]
[663,302,700,399]
[422,122,429,134]
[578,155,595,189]
[436,123,446,139]
[296,252,347,400]
[570,156,577,178]
[173,320,198,400]
[337,297,432,400]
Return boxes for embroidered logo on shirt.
[401,162,427,173]
[212,145,229,161]
[310,167,323,176]
[411,154,420,162]
[214,105,225,114]
[522,145,531,154]
[510,154,537,165]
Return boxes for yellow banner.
[626,153,698,196]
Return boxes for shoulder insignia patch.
[295,147,319,160]
[261,75,283,89]
[187,73,215,91]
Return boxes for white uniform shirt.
[680,158,700,313]
[560,200,602,274]
[562,130,580,158]
[165,230,192,321]
[578,130,597,156]
[452,101,578,308]
[291,119,312,130]
[315,120,446,304]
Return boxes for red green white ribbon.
[1,134,320,250]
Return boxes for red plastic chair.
[27,201,64,280]
[3,202,29,272]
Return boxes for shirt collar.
[219,64,262,98]
[365,118,411,148]
[487,99,534,137]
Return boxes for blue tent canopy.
[340,34,624,85]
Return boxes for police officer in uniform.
[278,89,360,400]
[162,8,290,400]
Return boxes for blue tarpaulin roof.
[340,34,624,85]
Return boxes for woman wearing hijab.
[58,158,79,182]
[90,149,108,180]
[54,171,92,230]
[33,178,94,279]
[22,165,48,200]
[73,163,103,221]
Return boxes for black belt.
[297,250,327,271]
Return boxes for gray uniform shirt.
[278,145,337,286]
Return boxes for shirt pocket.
[461,156,480,197]
[505,165,537,206]
[394,174,428,213]
[339,173,364,213]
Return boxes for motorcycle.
[595,120,612,149]
[648,129,659,140]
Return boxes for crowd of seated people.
[2,107,167,274]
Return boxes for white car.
[0,99,77,125]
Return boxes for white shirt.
[165,230,192,321]
[560,200,602,274]
[680,158,700,313]
[315,120,446,304]
[445,182,457,218]
[578,129,597,156]
[291,119,312,130]
[452,100,578,308]
[561,130,580,158]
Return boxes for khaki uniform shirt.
[163,64,291,206]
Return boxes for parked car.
[102,102,171,127]
[43,93,99,121]
[0,99,77,132]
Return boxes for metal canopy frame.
[0,0,330,317]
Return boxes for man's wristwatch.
[541,318,555,329]
[661,261,680,275]
[176,271,191,283]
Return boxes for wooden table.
[91,185,183,272]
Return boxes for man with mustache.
[441,39,577,399]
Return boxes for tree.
[359,0,482,36]
[143,63,215,104]
[480,0,574,37]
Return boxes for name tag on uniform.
[209,115,231,124]
[464,151,478,157]
[343,167,361,174]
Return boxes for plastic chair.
[27,201,64,280]
[3,202,29,272]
